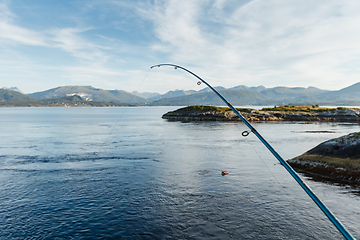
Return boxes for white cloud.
[139,0,360,90]
[0,2,47,46]
[49,27,111,62]
[0,3,111,64]
[0,21,48,46]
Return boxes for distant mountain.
[307,86,323,91]
[337,82,360,94]
[150,89,270,106]
[29,86,146,104]
[0,89,38,102]
[37,95,131,107]
[136,85,326,104]
[147,89,197,101]
[197,86,227,93]
[260,87,328,99]
[144,86,226,102]
[3,82,360,107]
[230,85,266,92]
[319,82,360,100]
[0,89,134,107]
[132,91,161,99]
[149,83,360,106]
[2,87,22,93]
[290,82,360,104]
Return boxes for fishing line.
[93,68,152,158]
[165,65,223,106]
[242,130,299,217]
[176,66,201,86]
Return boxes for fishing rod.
[150,63,355,240]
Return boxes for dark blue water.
[0,107,359,239]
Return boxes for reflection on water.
[0,107,359,239]
[299,170,360,193]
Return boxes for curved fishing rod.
[150,63,355,240]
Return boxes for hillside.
[28,86,146,104]
[35,95,132,107]
[132,91,160,99]
[147,89,197,101]
[0,88,39,102]
[149,87,331,106]
[149,83,360,106]
[3,82,360,106]
[315,82,360,103]
[260,87,328,99]
[0,89,134,107]
[2,87,22,93]
[230,85,267,92]
[150,89,270,106]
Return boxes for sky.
[0,0,360,94]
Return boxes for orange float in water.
[221,171,229,176]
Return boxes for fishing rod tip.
[150,64,161,69]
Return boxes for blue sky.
[1,0,360,94]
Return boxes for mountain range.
[2,82,360,106]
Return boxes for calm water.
[0,107,359,239]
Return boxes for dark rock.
[287,133,360,184]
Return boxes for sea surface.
[0,106,359,239]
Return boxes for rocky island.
[287,133,360,184]
[162,105,360,122]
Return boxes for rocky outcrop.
[162,106,360,122]
[287,133,360,183]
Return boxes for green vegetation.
[351,132,360,138]
[295,154,360,169]
[168,105,255,114]
[288,155,360,184]
[260,105,358,113]
[0,88,38,102]
[289,153,360,183]
[169,105,231,113]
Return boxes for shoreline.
[287,156,360,184]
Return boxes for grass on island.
[169,105,256,114]
[294,154,360,170]
[169,105,231,114]
[351,132,360,139]
[260,105,358,113]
